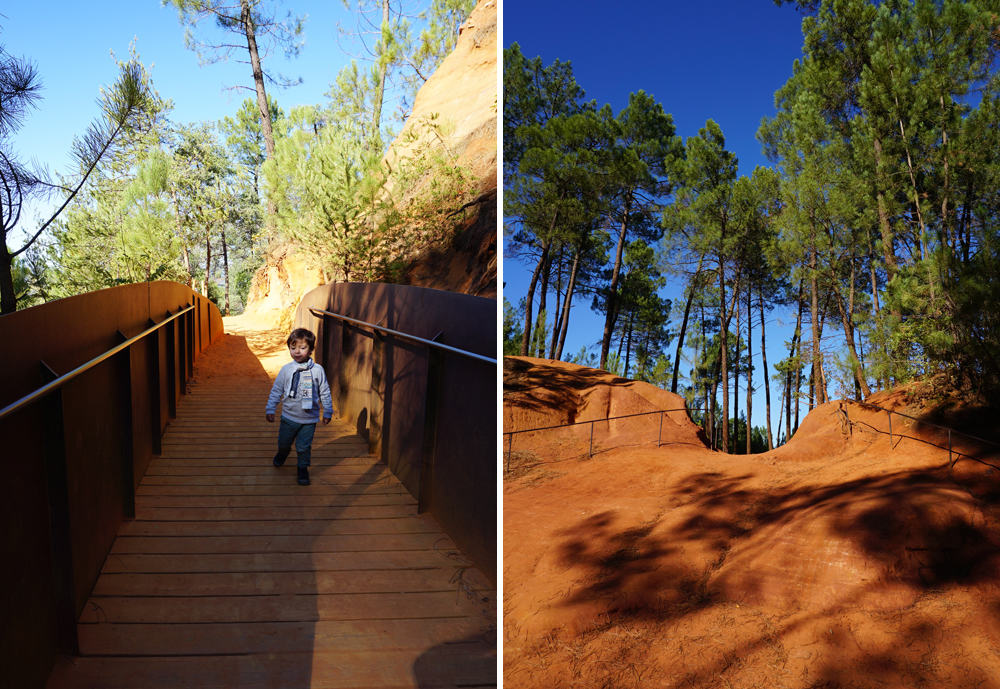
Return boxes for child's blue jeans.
[276,417,316,467]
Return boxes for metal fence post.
[147,319,162,455]
[948,429,952,466]
[888,411,893,448]
[39,360,79,655]
[165,312,177,417]
[506,434,512,473]
[116,331,136,519]
[418,345,443,514]
[658,412,664,448]
[589,420,594,458]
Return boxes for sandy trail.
[504,357,1000,689]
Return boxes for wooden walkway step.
[47,328,496,689]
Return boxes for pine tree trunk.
[624,311,634,377]
[182,245,192,286]
[600,198,631,369]
[792,282,805,435]
[204,231,212,297]
[834,277,871,400]
[817,294,831,401]
[808,365,815,412]
[719,260,730,454]
[746,283,752,454]
[939,94,952,249]
[759,292,773,451]
[370,0,390,143]
[240,0,277,232]
[171,189,193,287]
[548,249,565,359]
[710,377,719,452]
[872,136,898,281]
[555,249,580,360]
[222,230,231,316]
[241,0,275,158]
[0,246,16,314]
[733,304,740,453]
[776,379,786,447]
[536,251,551,358]
[520,240,549,356]
[809,223,827,406]
[700,296,710,443]
[672,259,703,393]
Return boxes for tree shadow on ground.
[549,464,1000,686]
[503,357,631,422]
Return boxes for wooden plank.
[138,474,398,486]
[118,518,439,537]
[135,484,408,497]
[142,466,391,477]
[150,457,377,467]
[78,591,487,623]
[133,505,417,520]
[108,533,450,554]
[91,568,491,597]
[78,618,493,655]
[48,646,496,689]
[100,550,464,573]
[133,494,416,508]
[149,451,374,461]
[161,432,365,440]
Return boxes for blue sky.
[502,1,818,439]
[1,1,387,239]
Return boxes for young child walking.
[265,328,335,485]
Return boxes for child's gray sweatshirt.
[266,359,334,423]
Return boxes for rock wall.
[241,244,325,331]
[244,0,497,323]
[385,0,497,194]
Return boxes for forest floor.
[503,356,1000,689]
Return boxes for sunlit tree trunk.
[759,291,773,451]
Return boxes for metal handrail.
[308,307,497,365]
[0,304,195,422]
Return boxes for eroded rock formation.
[245,0,497,321]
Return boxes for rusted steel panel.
[0,405,60,689]
[61,365,128,614]
[0,282,222,688]
[294,283,496,583]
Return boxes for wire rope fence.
[842,400,1000,469]
[503,407,704,475]
[503,397,1000,476]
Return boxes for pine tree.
[596,92,681,370]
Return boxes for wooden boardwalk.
[48,329,496,689]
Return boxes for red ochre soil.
[503,356,1000,689]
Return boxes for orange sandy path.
[503,357,1000,689]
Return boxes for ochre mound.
[503,358,1000,689]
[504,357,707,473]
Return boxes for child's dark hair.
[287,328,316,351]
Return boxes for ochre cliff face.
[242,245,325,330]
[244,0,497,321]
[385,0,497,194]
[389,0,498,298]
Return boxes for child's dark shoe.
[273,451,287,467]
[297,466,310,485]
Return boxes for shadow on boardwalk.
[48,319,496,689]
